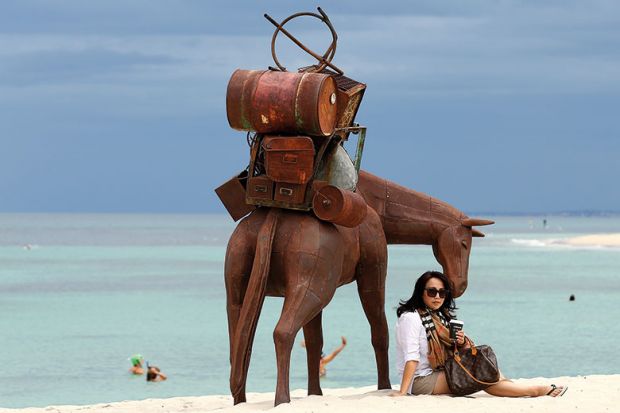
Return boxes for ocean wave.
[511,238,549,247]
[511,233,620,249]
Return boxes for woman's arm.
[322,336,347,364]
[391,360,418,396]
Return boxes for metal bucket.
[312,185,367,228]
[226,69,338,136]
[315,144,358,191]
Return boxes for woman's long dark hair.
[396,271,457,319]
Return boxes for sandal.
[547,384,568,397]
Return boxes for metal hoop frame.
[264,7,343,74]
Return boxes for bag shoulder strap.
[452,339,499,387]
[453,355,500,386]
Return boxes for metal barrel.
[226,69,337,136]
[312,185,367,228]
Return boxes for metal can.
[226,69,338,136]
[312,185,367,228]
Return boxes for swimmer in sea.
[146,364,167,382]
[129,354,144,375]
[301,336,347,377]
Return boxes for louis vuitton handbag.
[444,340,501,396]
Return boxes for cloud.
[331,5,620,95]
[0,48,181,86]
[2,1,619,97]
[0,33,273,117]
[1,0,619,212]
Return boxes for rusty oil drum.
[312,185,367,228]
[226,69,338,136]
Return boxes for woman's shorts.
[412,371,441,395]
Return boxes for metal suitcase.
[246,175,274,201]
[274,182,307,204]
[214,171,257,221]
[262,136,315,184]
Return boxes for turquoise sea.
[1,213,619,408]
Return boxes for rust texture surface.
[226,70,337,136]
[274,182,307,204]
[215,172,257,221]
[312,184,367,227]
[246,175,274,201]
[263,136,315,184]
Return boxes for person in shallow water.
[146,364,167,382]
[128,354,144,375]
[301,336,347,377]
[390,271,567,398]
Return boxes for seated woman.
[391,270,567,398]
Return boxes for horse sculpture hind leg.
[355,207,391,390]
[302,311,323,396]
[224,208,268,404]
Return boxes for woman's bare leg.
[485,380,565,397]
[432,371,565,397]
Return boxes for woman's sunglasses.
[425,287,448,298]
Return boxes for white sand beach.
[3,375,618,413]
[559,233,620,247]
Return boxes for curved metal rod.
[266,12,338,73]
[316,7,337,68]
[267,11,338,71]
[265,9,342,74]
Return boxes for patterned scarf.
[419,308,467,370]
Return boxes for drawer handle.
[279,187,293,196]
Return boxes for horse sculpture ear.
[462,218,494,227]
[472,229,485,237]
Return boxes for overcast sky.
[1,0,618,213]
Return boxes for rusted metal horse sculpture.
[224,170,493,406]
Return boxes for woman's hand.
[456,330,465,346]
[388,390,407,397]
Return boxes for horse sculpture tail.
[230,208,280,402]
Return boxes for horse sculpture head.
[356,170,495,299]
[432,217,494,297]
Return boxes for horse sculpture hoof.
[233,396,245,405]
[378,380,392,390]
[274,395,291,406]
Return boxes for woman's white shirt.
[395,311,433,393]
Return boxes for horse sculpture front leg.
[273,288,325,405]
[272,217,345,406]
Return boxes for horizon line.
[1,210,619,217]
